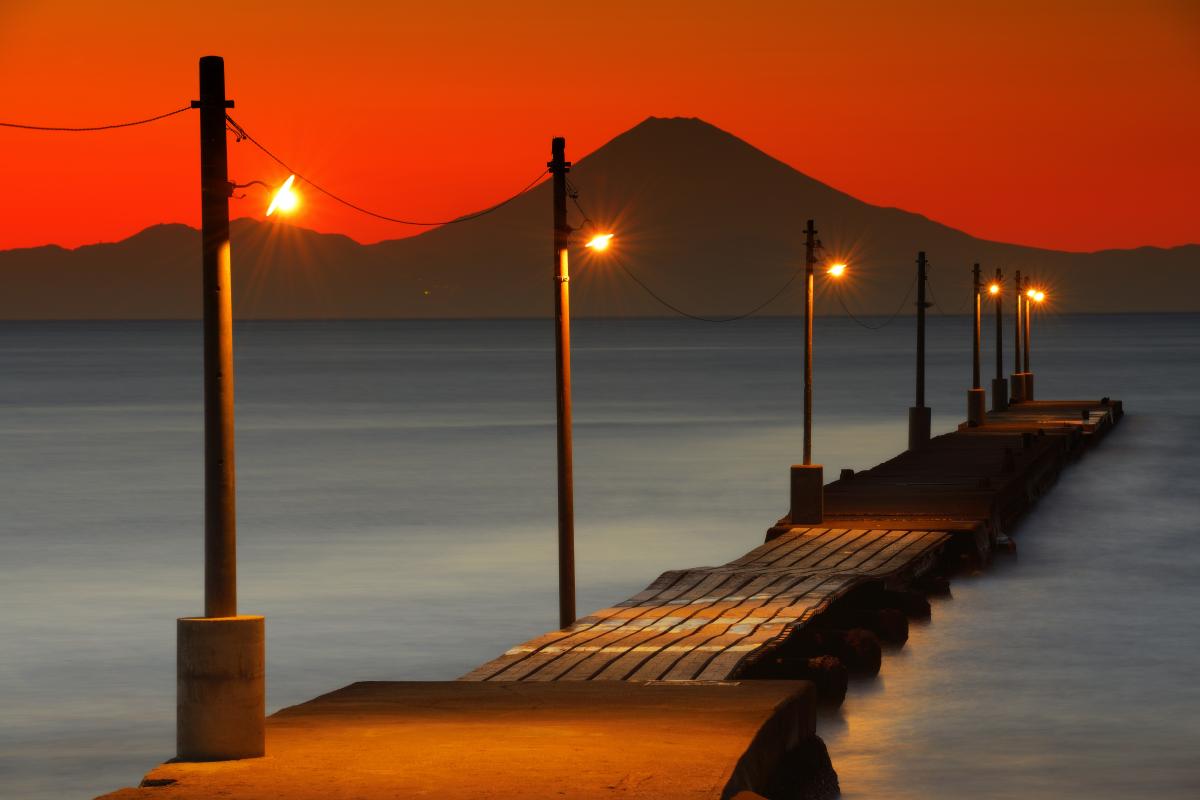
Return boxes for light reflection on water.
[1,315,1197,799]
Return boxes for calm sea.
[1,315,1197,799]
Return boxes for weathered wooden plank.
[543,574,772,681]
[727,527,829,567]
[770,529,871,570]
[495,572,746,681]
[667,577,840,681]
[591,573,822,681]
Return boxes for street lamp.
[228,173,300,217]
[791,219,844,525]
[584,232,613,251]
[990,270,1007,411]
[1011,270,1026,403]
[909,251,932,450]
[177,54,265,764]
[967,263,986,426]
[1024,287,1046,397]
[265,174,298,216]
[547,136,616,629]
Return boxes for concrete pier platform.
[98,680,829,800]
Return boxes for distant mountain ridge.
[2,117,1196,318]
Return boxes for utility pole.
[972,263,982,389]
[967,263,986,426]
[908,252,931,449]
[1011,270,1025,403]
[803,219,815,466]
[1024,281,1034,400]
[991,268,1007,411]
[790,219,823,524]
[177,55,264,763]
[198,62,237,622]
[549,137,575,630]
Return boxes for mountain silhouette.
[2,116,1195,319]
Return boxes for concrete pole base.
[1024,372,1035,401]
[966,388,987,427]
[908,406,931,450]
[991,377,1008,411]
[178,615,266,761]
[1009,372,1026,403]
[789,464,824,525]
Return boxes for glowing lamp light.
[584,233,614,251]
[988,283,1000,295]
[827,262,847,278]
[1033,290,1046,302]
[266,174,299,217]
[1026,288,1037,299]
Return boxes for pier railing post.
[790,219,823,524]
[550,137,576,629]
[991,267,1008,411]
[177,55,265,763]
[907,252,932,448]
[967,263,986,425]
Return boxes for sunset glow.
[0,2,1195,251]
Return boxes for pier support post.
[178,55,265,762]
[967,388,987,426]
[790,464,824,525]
[1011,372,1027,403]
[991,377,1008,412]
[907,405,931,449]
[178,616,265,760]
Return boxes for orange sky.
[1,0,1196,252]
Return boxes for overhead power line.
[925,268,971,315]
[0,105,192,132]
[569,181,800,323]
[612,252,801,323]
[835,274,918,330]
[225,115,548,226]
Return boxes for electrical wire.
[569,178,802,323]
[925,269,971,315]
[835,274,918,330]
[226,115,548,226]
[611,252,801,323]
[565,176,590,226]
[0,105,192,132]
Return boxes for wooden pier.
[100,397,1121,800]
[464,398,1121,686]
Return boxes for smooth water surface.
[1,315,1197,798]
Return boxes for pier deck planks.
[463,529,949,682]
[465,398,1120,683]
